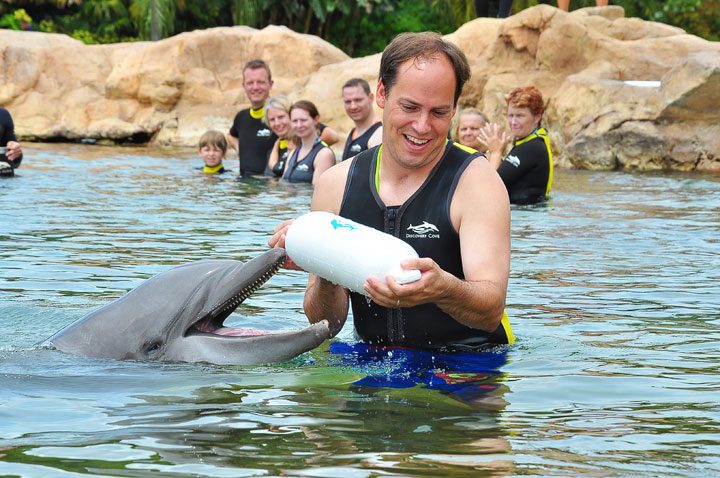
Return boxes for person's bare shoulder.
[367,125,383,149]
[311,158,353,213]
[461,155,508,204]
[450,155,509,229]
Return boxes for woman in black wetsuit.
[478,86,553,205]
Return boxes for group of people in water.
[2,31,558,352]
[198,56,552,206]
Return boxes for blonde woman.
[452,108,489,152]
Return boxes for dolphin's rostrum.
[43,249,331,365]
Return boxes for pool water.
[1,143,719,477]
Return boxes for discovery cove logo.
[406,221,440,239]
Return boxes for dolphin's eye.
[147,340,162,353]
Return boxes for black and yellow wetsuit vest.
[229,106,276,176]
[341,121,382,161]
[497,127,553,204]
[339,142,514,350]
[265,139,289,177]
[202,164,226,174]
[283,137,328,184]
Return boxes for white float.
[285,211,422,295]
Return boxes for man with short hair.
[340,78,382,161]
[227,59,276,176]
[271,32,513,350]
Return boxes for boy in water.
[198,130,229,174]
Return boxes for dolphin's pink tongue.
[215,327,268,336]
[194,319,268,336]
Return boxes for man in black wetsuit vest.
[270,32,513,350]
[0,108,24,177]
[341,78,383,161]
[227,59,277,176]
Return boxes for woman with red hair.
[478,86,553,205]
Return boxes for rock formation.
[1,5,718,171]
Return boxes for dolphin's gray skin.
[43,249,331,365]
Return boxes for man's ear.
[376,80,386,109]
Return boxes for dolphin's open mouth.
[188,252,285,337]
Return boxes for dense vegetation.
[0,0,716,57]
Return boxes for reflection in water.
[1,347,513,477]
[1,145,719,476]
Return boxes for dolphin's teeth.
[215,258,282,317]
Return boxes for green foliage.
[326,0,457,56]
[70,28,99,43]
[431,0,476,24]
[130,0,179,40]
[0,0,715,52]
[0,7,32,29]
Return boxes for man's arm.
[225,132,239,154]
[226,113,240,154]
[437,157,510,330]
[310,148,336,186]
[364,157,510,332]
[319,125,340,147]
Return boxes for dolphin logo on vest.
[406,221,440,239]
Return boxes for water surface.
[1,144,719,477]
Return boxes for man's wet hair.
[379,32,470,106]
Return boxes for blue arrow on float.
[330,218,357,231]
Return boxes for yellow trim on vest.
[249,107,264,120]
[203,163,224,174]
[374,145,383,192]
[501,310,515,345]
[514,127,553,198]
[453,141,478,154]
[278,138,288,150]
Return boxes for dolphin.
[42,249,331,365]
